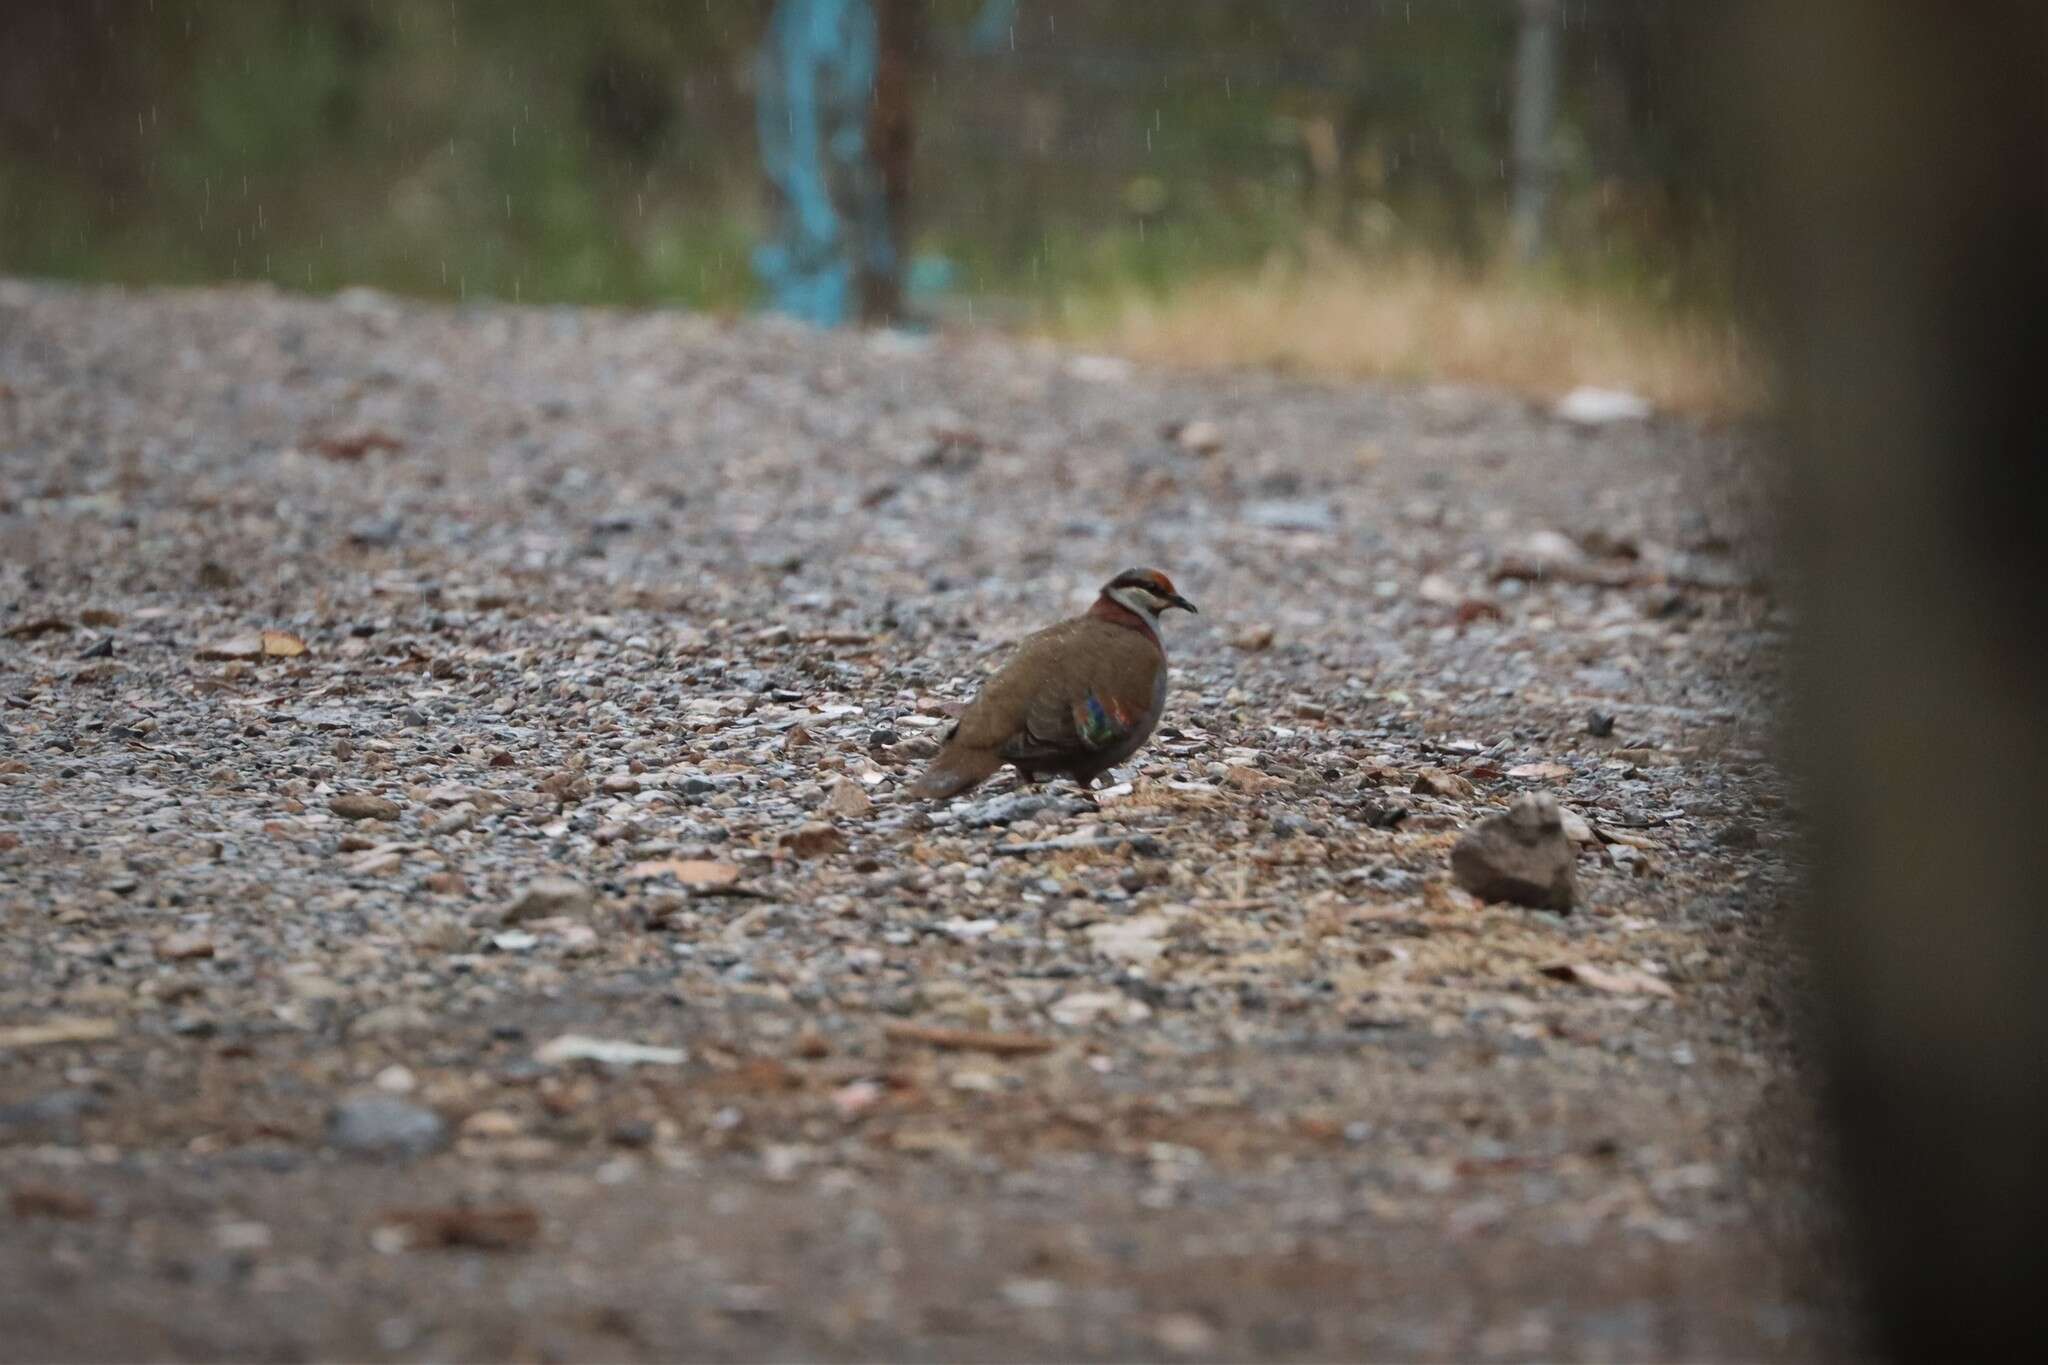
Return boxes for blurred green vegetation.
[0,1,1726,319]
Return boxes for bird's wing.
[1000,689,1141,763]
[953,619,1159,765]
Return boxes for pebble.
[503,875,594,924]
[428,804,477,835]
[823,778,873,819]
[780,822,846,858]
[156,931,215,961]
[1411,768,1475,799]
[0,1089,102,1135]
[329,793,402,822]
[327,1095,448,1159]
[1173,418,1225,454]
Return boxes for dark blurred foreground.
[1738,1,2048,1357]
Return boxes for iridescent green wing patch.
[1075,694,1134,750]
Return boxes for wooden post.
[863,0,921,324]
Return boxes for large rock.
[1451,793,1577,910]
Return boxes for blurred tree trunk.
[1508,0,1558,263]
[1733,1,2048,1356]
[0,1,156,196]
[862,0,922,324]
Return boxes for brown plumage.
[911,568,1196,800]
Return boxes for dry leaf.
[195,635,261,661]
[882,1021,1057,1055]
[626,858,741,888]
[314,431,405,462]
[1508,762,1573,781]
[9,1184,97,1221]
[1540,962,1676,998]
[374,1203,538,1251]
[196,631,309,661]
[4,618,74,640]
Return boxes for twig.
[882,1022,1057,1055]
[990,834,1165,857]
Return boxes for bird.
[910,567,1197,800]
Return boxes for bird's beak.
[1168,593,1198,614]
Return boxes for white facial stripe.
[1111,585,1163,617]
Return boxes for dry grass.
[1055,253,1763,416]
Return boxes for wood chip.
[374,1203,538,1251]
[9,1184,97,1220]
[4,618,74,639]
[1540,962,1677,998]
[314,431,405,462]
[882,1021,1056,1055]
[157,932,215,961]
[626,858,741,888]
[0,1017,120,1049]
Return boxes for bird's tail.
[910,746,1002,800]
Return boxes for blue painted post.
[753,0,885,326]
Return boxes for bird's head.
[1102,567,1198,621]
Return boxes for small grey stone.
[609,1118,655,1148]
[957,792,1069,828]
[327,1094,446,1159]
[1358,865,1421,893]
[0,1089,102,1136]
[348,516,402,548]
[1243,498,1338,532]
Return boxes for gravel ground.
[0,278,1841,1361]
